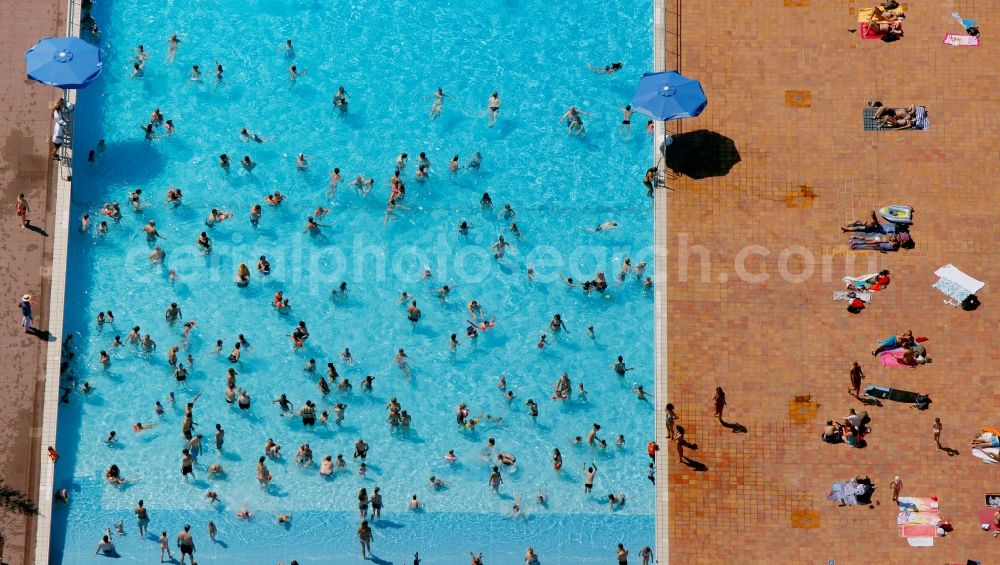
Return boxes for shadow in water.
[662,130,741,179]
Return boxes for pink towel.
[879,348,912,367]
[943,33,980,46]
[900,524,937,537]
[860,22,884,39]
[979,508,1000,530]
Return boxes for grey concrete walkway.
[0,0,67,563]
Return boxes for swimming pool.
[53,0,654,562]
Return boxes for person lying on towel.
[850,233,900,251]
[880,114,913,129]
[870,12,904,36]
[893,346,929,366]
[873,103,915,121]
[849,232,910,251]
[872,331,913,355]
[841,211,882,233]
[971,435,1000,449]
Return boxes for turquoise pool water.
[54,0,654,563]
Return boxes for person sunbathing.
[872,331,913,355]
[874,104,915,120]
[850,233,902,251]
[869,11,904,36]
[851,233,899,244]
[841,211,882,232]
[880,115,913,129]
[971,435,1000,449]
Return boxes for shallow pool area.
[53,0,654,562]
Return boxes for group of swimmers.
[61,28,657,563]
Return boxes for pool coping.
[33,0,80,562]
[653,0,673,561]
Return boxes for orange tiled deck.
[664,1,1000,563]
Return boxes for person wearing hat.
[19,294,33,333]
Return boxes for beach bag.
[962,294,981,311]
[847,298,866,314]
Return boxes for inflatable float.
[879,204,913,224]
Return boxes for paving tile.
[662,0,1000,562]
[0,2,66,564]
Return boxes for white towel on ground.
[934,264,985,294]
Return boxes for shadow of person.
[661,130,741,179]
[26,327,56,341]
[938,445,960,457]
[856,395,883,407]
[720,420,748,433]
[681,458,708,472]
[24,223,49,237]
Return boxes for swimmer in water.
[492,235,514,259]
[549,313,568,333]
[487,91,500,127]
[590,221,620,233]
[328,168,342,197]
[568,113,585,136]
[467,152,482,170]
[240,128,265,143]
[621,105,633,138]
[296,153,308,170]
[166,33,180,63]
[288,64,306,81]
[589,61,623,74]
[395,349,410,376]
[332,86,349,111]
[429,87,448,119]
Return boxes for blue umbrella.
[25,36,102,89]
[630,71,706,121]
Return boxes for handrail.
[57,0,83,181]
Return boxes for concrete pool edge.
[33,0,81,562]
[653,0,673,562]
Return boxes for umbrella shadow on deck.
[661,130,741,179]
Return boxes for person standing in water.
[621,105,633,138]
[487,91,500,127]
[358,519,373,559]
[176,524,195,565]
